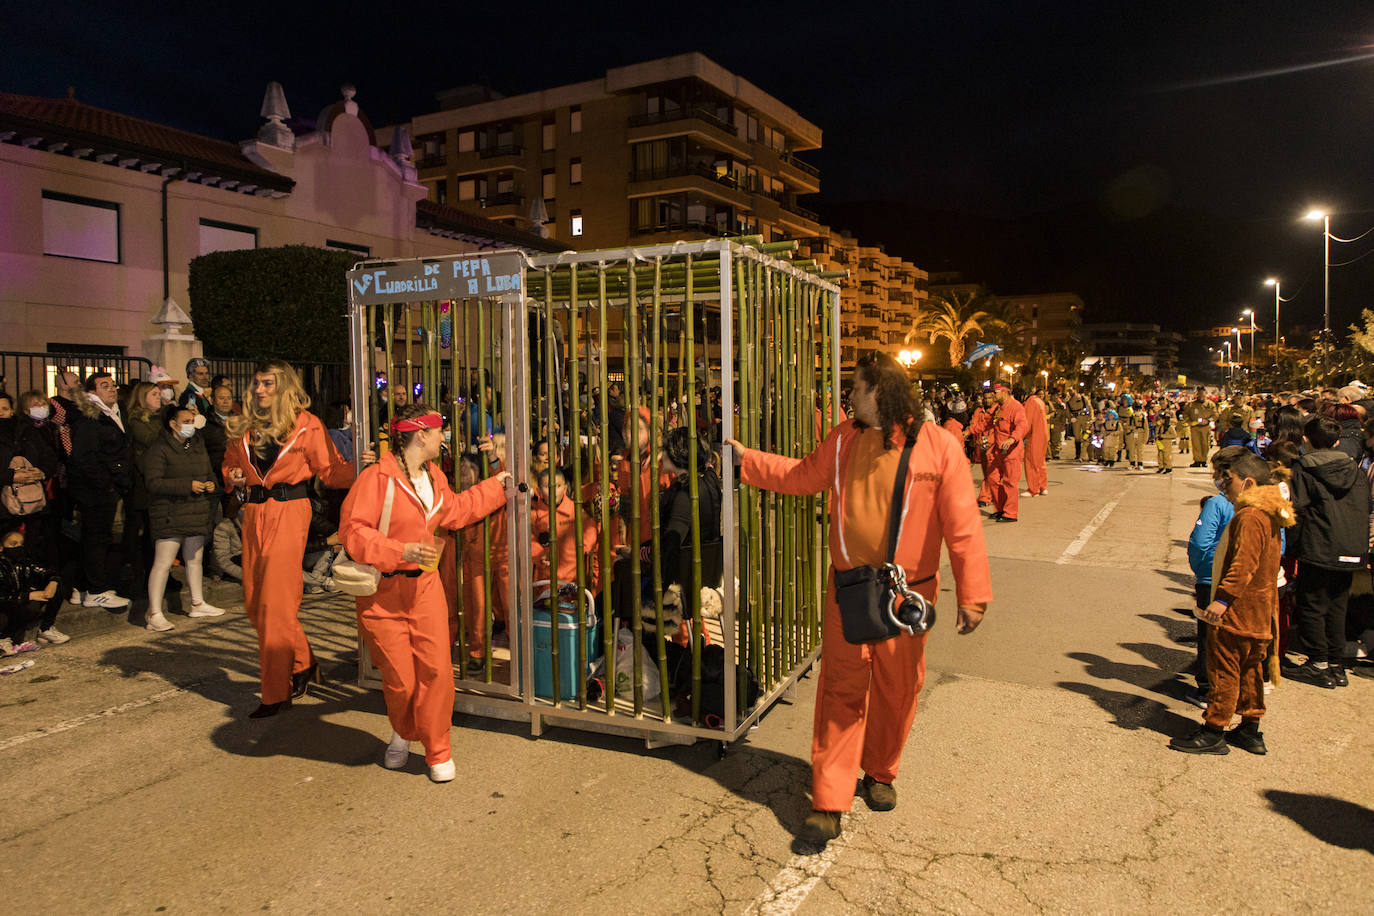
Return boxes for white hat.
[149,366,178,385]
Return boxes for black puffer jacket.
[1290,448,1371,570]
[143,427,217,539]
[67,404,132,505]
[1335,417,1364,462]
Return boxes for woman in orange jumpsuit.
[339,407,509,781]
[727,351,993,846]
[223,361,357,718]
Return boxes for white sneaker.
[37,627,70,645]
[428,758,455,783]
[145,611,175,632]
[187,602,225,618]
[0,638,14,656]
[68,589,84,605]
[384,732,410,770]
[83,590,131,609]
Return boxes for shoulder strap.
[379,477,396,536]
[886,434,918,564]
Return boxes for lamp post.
[1241,309,1255,370]
[1264,278,1281,366]
[1233,326,1242,385]
[1304,209,1331,376]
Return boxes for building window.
[458,131,475,153]
[326,240,370,256]
[542,169,555,200]
[199,218,258,255]
[570,158,582,185]
[433,182,447,205]
[542,121,556,152]
[458,179,476,201]
[570,106,582,134]
[41,190,119,263]
[496,174,514,194]
[746,114,759,142]
[571,209,583,237]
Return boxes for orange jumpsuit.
[988,397,1029,520]
[967,406,994,505]
[223,412,354,704]
[1022,395,1050,497]
[741,420,993,812]
[459,498,509,661]
[530,494,602,595]
[942,417,963,442]
[339,454,506,764]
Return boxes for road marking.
[745,809,869,916]
[0,685,188,753]
[1056,494,1123,565]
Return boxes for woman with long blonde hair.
[223,360,358,718]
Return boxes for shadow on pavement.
[1065,651,1193,703]
[1056,681,1197,737]
[1139,613,1198,646]
[1263,791,1374,854]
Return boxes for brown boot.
[862,775,898,811]
[798,810,842,844]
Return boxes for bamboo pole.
[650,258,671,721]
[748,259,763,691]
[479,299,494,683]
[733,255,752,714]
[569,264,587,709]
[781,272,795,675]
[597,264,614,714]
[544,268,561,705]
[627,261,644,717]
[685,253,703,725]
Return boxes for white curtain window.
[42,192,119,262]
[542,122,556,151]
[542,171,555,199]
[569,107,582,133]
[458,179,476,201]
[199,220,257,254]
[570,159,582,185]
[458,131,475,153]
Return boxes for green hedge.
[187,245,357,362]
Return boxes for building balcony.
[627,168,752,210]
[628,108,748,157]
[778,152,821,192]
[630,219,738,240]
[415,154,447,171]
[476,145,526,169]
[476,192,525,219]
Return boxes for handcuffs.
[884,563,937,635]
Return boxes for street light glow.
[1304,208,1328,221]
[1264,278,1277,287]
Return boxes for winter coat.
[1290,448,1371,570]
[213,516,243,581]
[143,427,217,540]
[126,411,161,511]
[201,417,228,487]
[1212,484,1295,640]
[1335,418,1363,462]
[1188,494,1235,584]
[66,404,132,506]
[0,416,60,523]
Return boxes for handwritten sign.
[347,252,526,305]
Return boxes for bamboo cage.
[346,238,842,748]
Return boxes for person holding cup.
[339,405,511,782]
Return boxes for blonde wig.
[229,360,311,454]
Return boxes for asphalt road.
[1,454,1370,915]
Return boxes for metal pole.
[569,264,587,709]
[1323,215,1330,379]
[597,264,614,714]
[1274,280,1280,365]
[718,242,737,734]
[544,268,560,706]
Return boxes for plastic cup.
[418,534,444,572]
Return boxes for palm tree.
[982,301,1033,363]
[906,290,991,367]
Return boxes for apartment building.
[405,53,824,249]
[997,292,1084,346]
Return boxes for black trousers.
[74,498,118,595]
[1295,563,1353,666]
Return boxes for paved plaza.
[1,457,1369,914]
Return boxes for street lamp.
[1241,309,1255,369]
[1264,278,1282,365]
[1304,208,1331,373]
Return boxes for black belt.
[244,482,309,504]
[382,569,423,579]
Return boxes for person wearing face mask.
[68,372,134,610]
[140,406,224,631]
[123,381,167,585]
[0,526,61,657]
[0,394,65,644]
[339,406,511,781]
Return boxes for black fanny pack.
[832,436,937,643]
[244,482,309,504]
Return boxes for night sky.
[7,0,1373,336]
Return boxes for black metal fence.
[0,351,154,398]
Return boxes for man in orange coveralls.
[1022,387,1050,498]
[966,389,996,507]
[223,361,357,718]
[726,351,993,847]
[530,466,601,595]
[339,408,509,781]
[988,383,1029,522]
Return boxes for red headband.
[391,413,443,433]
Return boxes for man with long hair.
[726,350,992,846]
[224,361,358,717]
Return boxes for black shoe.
[1225,722,1267,755]
[249,698,292,719]
[291,661,321,699]
[798,810,842,845]
[1169,726,1229,754]
[1287,661,1336,689]
[1164,468,1172,474]
[465,657,486,677]
[1328,664,1348,687]
[861,775,898,811]
[995,515,1018,523]
[988,511,1004,520]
